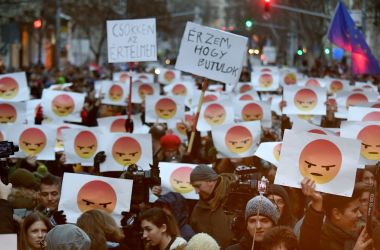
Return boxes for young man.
[36,173,66,225]
[226,195,280,250]
[189,164,236,249]
[299,177,375,250]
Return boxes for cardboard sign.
[348,107,380,121]
[158,68,182,85]
[251,71,280,91]
[211,121,261,158]
[131,82,159,104]
[283,86,326,115]
[0,72,29,102]
[62,127,104,166]
[175,22,248,84]
[7,125,56,160]
[101,82,129,106]
[254,141,282,167]
[0,101,26,124]
[59,173,133,225]
[107,18,157,63]
[41,90,85,122]
[97,115,148,134]
[158,162,201,200]
[340,121,380,165]
[197,100,234,132]
[234,100,271,128]
[100,133,152,172]
[275,129,361,197]
[145,95,185,123]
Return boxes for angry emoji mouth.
[310,173,323,176]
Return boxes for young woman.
[140,207,187,250]
[76,209,125,250]
[19,212,52,250]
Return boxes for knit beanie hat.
[245,195,279,225]
[190,165,218,183]
[185,233,220,250]
[160,134,181,150]
[267,184,290,207]
[45,224,91,250]
[8,168,40,190]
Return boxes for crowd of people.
[0,58,379,250]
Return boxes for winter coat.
[156,192,195,241]
[225,235,261,250]
[190,173,236,249]
[0,199,18,234]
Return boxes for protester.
[189,164,236,248]
[226,195,280,250]
[261,226,298,250]
[19,211,52,250]
[184,233,220,250]
[76,209,125,250]
[140,207,187,250]
[266,184,296,227]
[154,192,195,241]
[45,224,91,250]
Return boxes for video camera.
[120,163,161,206]
[0,141,19,159]
[223,165,269,240]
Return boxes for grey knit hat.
[245,195,279,225]
[190,165,218,183]
[45,224,91,250]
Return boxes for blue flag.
[328,1,380,75]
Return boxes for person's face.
[246,215,274,242]
[362,170,375,186]
[26,220,48,250]
[267,194,285,217]
[39,184,60,212]
[191,180,215,200]
[334,198,361,233]
[359,191,370,216]
[141,219,166,247]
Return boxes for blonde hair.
[77,209,124,250]
[185,233,220,250]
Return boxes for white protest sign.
[7,125,56,160]
[251,70,280,91]
[0,101,26,124]
[347,107,380,121]
[62,127,104,166]
[280,68,298,86]
[283,86,326,115]
[297,77,327,88]
[234,100,271,128]
[336,91,378,112]
[211,121,261,159]
[340,121,380,165]
[175,22,248,84]
[0,234,17,250]
[97,115,148,134]
[325,78,349,94]
[292,119,336,136]
[234,82,254,94]
[131,82,159,104]
[0,72,29,102]
[100,133,152,172]
[158,162,200,200]
[41,89,85,122]
[158,68,182,85]
[275,129,361,197]
[0,124,11,141]
[26,99,41,124]
[145,95,185,123]
[101,82,129,106]
[196,100,234,132]
[59,173,133,225]
[234,90,261,102]
[107,18,157,63]
[254,141,282,167]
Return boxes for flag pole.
[187,78,208,153]
[126,63,134,133]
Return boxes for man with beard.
[189,164,236,249]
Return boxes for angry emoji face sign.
[19,128,47,156]
[52,94,75,117]
[225,126,253,154]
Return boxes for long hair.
[19,211,52,250]
[140,207,180,238]
[76,209,124,250]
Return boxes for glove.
[51,210,67,225]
